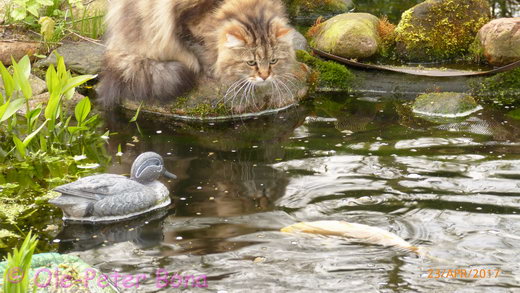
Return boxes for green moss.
[506,108,520,120]
[470,68,520,107]
[184,102,229,117]
[296,50,354,90]
[394,0,490,61]
[468,38,485,63]
[172,96,189,109]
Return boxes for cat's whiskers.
[229,79,251,111]
[221,78,248,104]
[271,79,284,107]
[241,81,258,113]
[237,82,250,113]
[273,77,294,106]
[248,82,259,111]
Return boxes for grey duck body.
[50,152,175,222]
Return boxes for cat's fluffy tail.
[97,51,197,108]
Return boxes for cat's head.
[215,17,296,87]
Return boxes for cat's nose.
[259,72,270,80]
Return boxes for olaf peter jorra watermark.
[4,266,208,289]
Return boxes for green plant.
[470,68,520,107]
[2,231,38,293]
[0,55,110,253]
[0,54,99,160]
[4,0,104,42]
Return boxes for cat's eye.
[246,60,257,66]
[269,59,278,64]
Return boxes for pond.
[46,92,520,292]
[2,0,520,292]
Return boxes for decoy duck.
[49,152,176,222]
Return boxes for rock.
[0,41,40,66]
[36,41,105,75]
[292,31,309,51]
[122,62,311,119]
[473,18,520,66]
[412,92,482,117]
[394,0,490,62]
[309,13,381,59]
[284,0,354,21]
[28,75,47,96]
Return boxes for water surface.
[50,93,520,292]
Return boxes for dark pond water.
[46,92,520,292]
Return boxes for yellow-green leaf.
[74,96,91,125]
[38,17,56,41]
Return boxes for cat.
[98,0,298,112]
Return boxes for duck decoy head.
[130,152,177,183]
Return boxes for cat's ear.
[224,32,246,48]
[273,19,294,43]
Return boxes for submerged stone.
[394,0,490,62]
[412,92,482,117]
[310,13,381,59]
[473,18,520,66]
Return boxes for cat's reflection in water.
[99,107,307,254]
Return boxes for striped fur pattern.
[98,0,297,111]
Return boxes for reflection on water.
[49,93,520,292]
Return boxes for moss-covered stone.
[122,62,311,119]
[309,13,381,59]
[412,92,482,117]
[283,0,353,19]
[296,50,354,91]
[394,0,490,62]
[470,68,520,107]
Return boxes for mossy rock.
[309,13,381,59]
[283,0,353,20]
[122,62,311,121]
[470,68,520,107]
[394,0,490,62]
[295,50,354,91]
[412,92,482,118]
[0,253,118,292]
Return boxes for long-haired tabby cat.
[98,0,298,112]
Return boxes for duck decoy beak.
[163,170,177,179]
